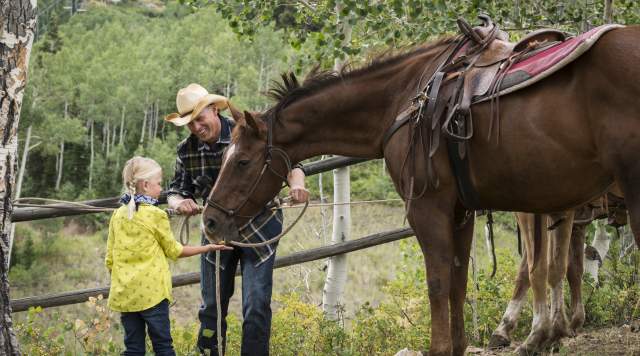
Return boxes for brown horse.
[202,26,640,355]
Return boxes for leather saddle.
[384,15,574,208]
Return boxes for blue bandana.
[120,193,159,206]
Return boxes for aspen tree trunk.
[101,121,106,152]
[88,120,94,190]
[225,57,232,98]
[152,100,159,141]
[119,105,125,146]
[111,125,117,149]
[55,142,64,190]
[105,119,110,156]
[585,220,611,285]
[322,4,352,321]
[0,0,37,353]
[604,0,614,23]
[8,125,32,267]
[147,103,153,142]
[139,110,147,145]
[56,102,68,190]
[318,156,328,246]
[257,55,265,94]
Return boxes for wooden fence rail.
[12,156,370,222]
[11,227,413,312]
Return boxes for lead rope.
[228,200,309,248]
[215,250,223,356]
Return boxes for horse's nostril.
[206,219,217,233]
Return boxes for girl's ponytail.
[126,181,137,219]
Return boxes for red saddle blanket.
[477,24,623,101]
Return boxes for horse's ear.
[243,110,260,133]
[228,101,244,123]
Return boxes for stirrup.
[442,104,474,141]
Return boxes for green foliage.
[270,294,348,355]
[15,307,67,356]
[21,2,294,203]
[195,0,640,70]
[16,296,118,356]
[582,240,640,327]
[14,220,640,354]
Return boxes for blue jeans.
[120,299,175,356]
[197,218,281,356]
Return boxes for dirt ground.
[466,323,640,356]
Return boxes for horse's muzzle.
[202,215,239,244]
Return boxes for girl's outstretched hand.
[206,243,234,251]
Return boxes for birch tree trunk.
[119,105,125,146]
[56,101,68,190]
[318,156,328,246]
[139,110,146,144]
[257,55,265,94]
[585,220,611,285]
[105,119,110,156]
[147,103,153,142]
[8,125,32,267]
[0,0,37,353]
[88,120,94,190]
[322,4,352,321]
[55,141,64,190]
[111,125,117,150]
[604,0,614,23]
[152,99,159,141]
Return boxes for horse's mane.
[264,36,457,119]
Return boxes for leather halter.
[205,115,292,220]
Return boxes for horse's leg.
[516,214,551,356]
[449,205,474,356]
[489,215,531,349]
[409,198,456,356]
[548,212,574,343]
[567,222,587,333]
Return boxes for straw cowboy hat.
[165,83,229,126]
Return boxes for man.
[165,83,308,355]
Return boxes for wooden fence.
[10,156,414,313]
[11,228,413,312]
[12,156,369,222]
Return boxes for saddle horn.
[478,14,493,28]
[457,17,483,43]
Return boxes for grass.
[8,201,525,354]
[10,202,517,315]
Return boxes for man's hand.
[176,198,202,216]
[287,167,309,204]
[289,185,309,204]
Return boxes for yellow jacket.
[105,204,183,312]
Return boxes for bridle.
[205,114,293,220]
[203,113,311,248]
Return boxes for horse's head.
[201,108,289,244]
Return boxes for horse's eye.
[238,159,250,167]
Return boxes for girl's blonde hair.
[122,156,162,219]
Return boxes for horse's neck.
[276,51,440,163]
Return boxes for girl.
[106,156,231,356]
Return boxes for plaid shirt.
[167,115,282,266]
